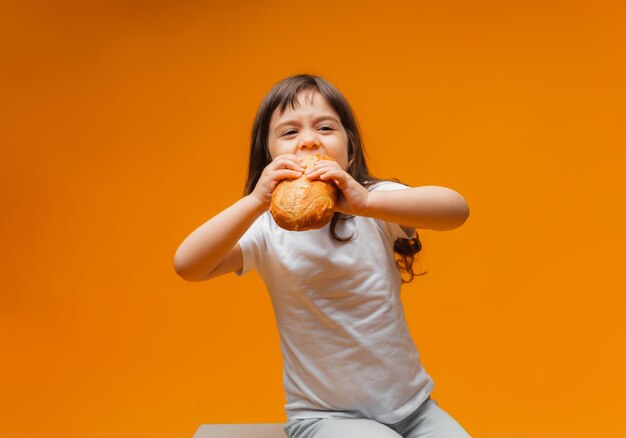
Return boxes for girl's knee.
[287,418,402,438]
[420,400,472,438]
[319,419,402,438]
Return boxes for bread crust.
[270,154,338,231]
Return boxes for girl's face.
[268,91,350,170]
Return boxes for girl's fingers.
[305,163,332,175]
[272,154,304,170]
[306,167,345,183]
[319,170,343,181]
[273,159,304,172]
[272,169,303,181]
[306,161,341,175]
[309,160,339,170]
[324,174,350,190]
[304,170,325,180]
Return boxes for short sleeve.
[369,181,415,240]
[235,212,268,276]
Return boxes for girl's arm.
[306,161,469,231]
[364,186,470,231]
[174,154,304,281]
[174,195,265,281]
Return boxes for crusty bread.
[270,154,338,231]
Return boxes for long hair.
[244,74,426,283]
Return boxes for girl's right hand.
[250,154,304,208]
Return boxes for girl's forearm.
[364,186,470,231]
[174,195,266,280]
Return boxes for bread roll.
[270,154,338,231]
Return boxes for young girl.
[175,74,471,438]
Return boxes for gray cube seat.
[193,423,286,438]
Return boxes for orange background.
[2,1,625,437]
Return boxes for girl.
[175,74,471,438]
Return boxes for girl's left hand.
[305,160,369,216]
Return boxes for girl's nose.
[298,140,320,150]
[296,126,325,154]
[297,134,321,151]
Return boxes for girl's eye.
[281,126,333,136]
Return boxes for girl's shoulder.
[365,179,411,192]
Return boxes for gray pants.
[283,398,471,438]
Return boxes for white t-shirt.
[237,181,434,423]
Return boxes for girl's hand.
[250,154,304,208]
[305,159,369,216]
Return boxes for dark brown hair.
[244,74,426,283]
